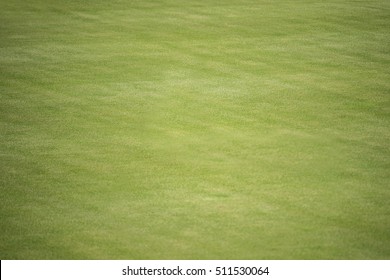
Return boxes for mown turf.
[1,0,389,259]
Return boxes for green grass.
[1,0,389,259]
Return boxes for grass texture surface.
[1,0,389,259]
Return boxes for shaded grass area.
[1,0,389,259]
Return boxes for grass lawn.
[1,0,389,259]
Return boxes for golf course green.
[1,0,389,259]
